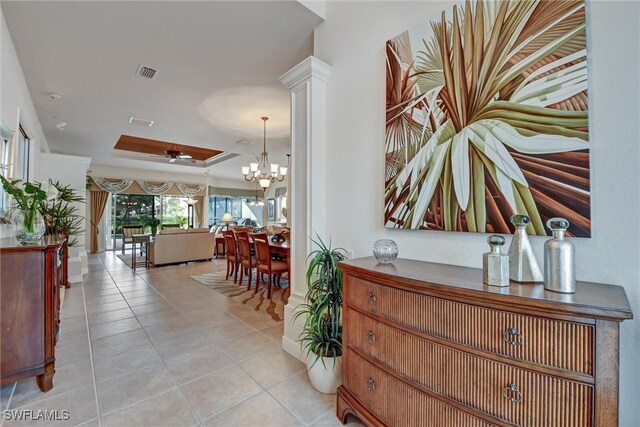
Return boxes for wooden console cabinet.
[337,258,633,427]
[0,237,64,392]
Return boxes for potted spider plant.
[293,236,347,394]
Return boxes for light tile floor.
[0,252,363,427]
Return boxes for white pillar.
[279,56,331,360]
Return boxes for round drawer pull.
[503,327,524,346]
[366,377,376,392]
[368,291,377,304]
[367,330,376,344]
[502,383,522,403]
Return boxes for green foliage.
[173,214,187,226]
[1,176,85,245]
[293,236,348,369]
[146,217,162,229]
[0,175,48,212]
[39,181,85,247]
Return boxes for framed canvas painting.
[267,198,276,221]
[384,0,590,237]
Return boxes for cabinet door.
[1,251,44,375]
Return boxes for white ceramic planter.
[306,354,343,394]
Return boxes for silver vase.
[483,235,509,287]
[543,218,575,293]
[507,215,543,283]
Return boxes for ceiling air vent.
[236,139,254,146]
[136,64,158,80]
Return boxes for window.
[112,194,189,235]
[160,195,188,226]
[208,196,250,226]
[113,194,155,235]
[19,127,30,181]
[0,137,9,213]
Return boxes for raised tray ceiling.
[114,135,223,161]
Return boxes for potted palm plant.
[294,236,347,394]
[146,217,162,236]
[40,181,84,246]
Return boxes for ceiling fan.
[154,144,195,164]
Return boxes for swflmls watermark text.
[3,409,70,421]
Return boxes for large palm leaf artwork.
[385,0,590,237]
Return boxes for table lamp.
[221,213,234,230]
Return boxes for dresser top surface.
[0,236,65,253]
[341,257,633,320]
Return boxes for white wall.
[0,9,49,178]
[314,1,640,425]
[40,153,91,281]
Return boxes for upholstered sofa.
[147,228,215,266]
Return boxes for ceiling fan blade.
[169,158,176,164]
[178,154,192,159]
[178,158,196,163]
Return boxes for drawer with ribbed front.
[344,348,493,427]
[346,277,594,376]
[346,309,594,427]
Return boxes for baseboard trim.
[282,335,305,363]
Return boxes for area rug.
[116,253,135,268]
[190,270,288,322]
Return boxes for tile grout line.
[134,259,279,425]
[170,263,304,425]
[88,253,309,426]
[102,255,204,426]
[84,255,115,426]
[0,382,17,427]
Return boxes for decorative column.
[279,56,331,360]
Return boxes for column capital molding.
[279,56,331,90]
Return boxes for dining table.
[268,238,290,288]
[267,238,290,257]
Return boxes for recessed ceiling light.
[129,116,154,127]
[48,93,62,101]
[55,121,68,130]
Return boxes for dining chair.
[253,237,288,299]
[222,231,239,282]
[237,233,256,291]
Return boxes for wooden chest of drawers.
[0,237,64,392]
[337,258,633,427]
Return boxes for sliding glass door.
[108,193,188,252]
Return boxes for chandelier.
[241,117,288,190]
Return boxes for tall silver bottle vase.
[543,217,575,293]
[483,235,509,287]
[507,214,543,283]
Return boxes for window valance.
[177,183,206,197]
[89,177,206,196]
[137,181,173,195]
[208,186,255,198]
[93,178,133,193]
